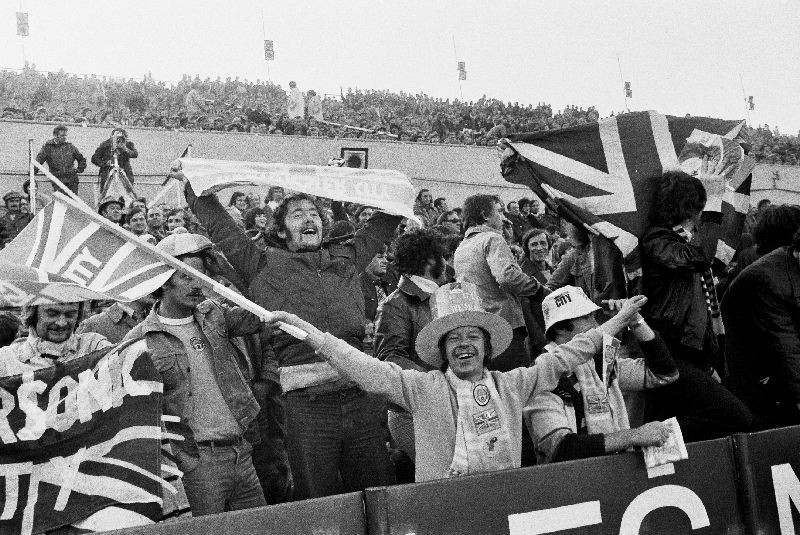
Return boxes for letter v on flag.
[0,198,175,301]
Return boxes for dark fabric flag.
[0,340,166,534]
[501,111,751,278]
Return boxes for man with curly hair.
[641,170,752,441]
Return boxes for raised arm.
[641,227,713,273]
[184,180,266,285]
[268,310,427,410]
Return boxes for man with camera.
[91,128,139,191]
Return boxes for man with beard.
[183,177,400,499]
[125,233,267,515]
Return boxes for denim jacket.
[125,300,261,456]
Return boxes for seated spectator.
[526,287,676,463]
[641,171,752,441]
[269,283,647,481]
[723,227,800,429]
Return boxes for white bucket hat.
[541,285,601,336]
[415,281,513,368]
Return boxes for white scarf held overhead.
[446,368,515,477]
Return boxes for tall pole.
[28,139,36,215]
[739,73,752,126]
[616,54,628,113]
[261,9,271,83]
[18,0,26,65]
[452,35,463,101]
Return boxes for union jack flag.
[0,195,174,301]
[501,111,752,275]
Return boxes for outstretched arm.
[183,179,265,286]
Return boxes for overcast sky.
[2,0,799,133]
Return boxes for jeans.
[177,440,266,516]
[284,388,395,500]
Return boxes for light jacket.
[124,300,260,456]
[454,224,540,330]
[526,334,677,464]
[314,327,604,482]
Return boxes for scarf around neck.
[446,368,515,477]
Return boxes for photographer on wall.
[91,128,139,191]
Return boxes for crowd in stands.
[0,161,798,527]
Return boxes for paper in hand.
[642,417,688,469]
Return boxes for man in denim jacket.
[125,233,266,516]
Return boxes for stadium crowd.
[4,64,798,159]
[0,157,798,527]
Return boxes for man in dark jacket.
[723,229,800,429]
[35,125,86,194]
[374,229,447,482]
[0,191,33,247]
[91,128,138,191]
[184,178,399,499]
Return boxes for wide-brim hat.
[542,285,601,336]
[415,281,513,368]
[156,232,212,257]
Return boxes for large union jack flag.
[501,111,752,274]
[0,196,174,301]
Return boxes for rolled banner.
[176,157,420,223]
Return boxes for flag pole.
[152,144,192,207]
[28,139,36,215]
[616,54,628,113]
[738,73,752,126]
[452,35,463,101]
[50,190,309,341]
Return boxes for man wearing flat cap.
[98,195,124,226]
[0,191,33,247]
[270,281,647,482]
[125,233,267,516]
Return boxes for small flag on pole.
[457,61,466,81]
[624,81,632,98]
[16,12,29,36]
[264,40,274,61]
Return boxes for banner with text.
[177,157,419,222]
[365,438,743,535]
[0,340,165,535]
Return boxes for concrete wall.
[2,119,797,209]
[0,119,527,208]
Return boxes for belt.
[196,436,243,448]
